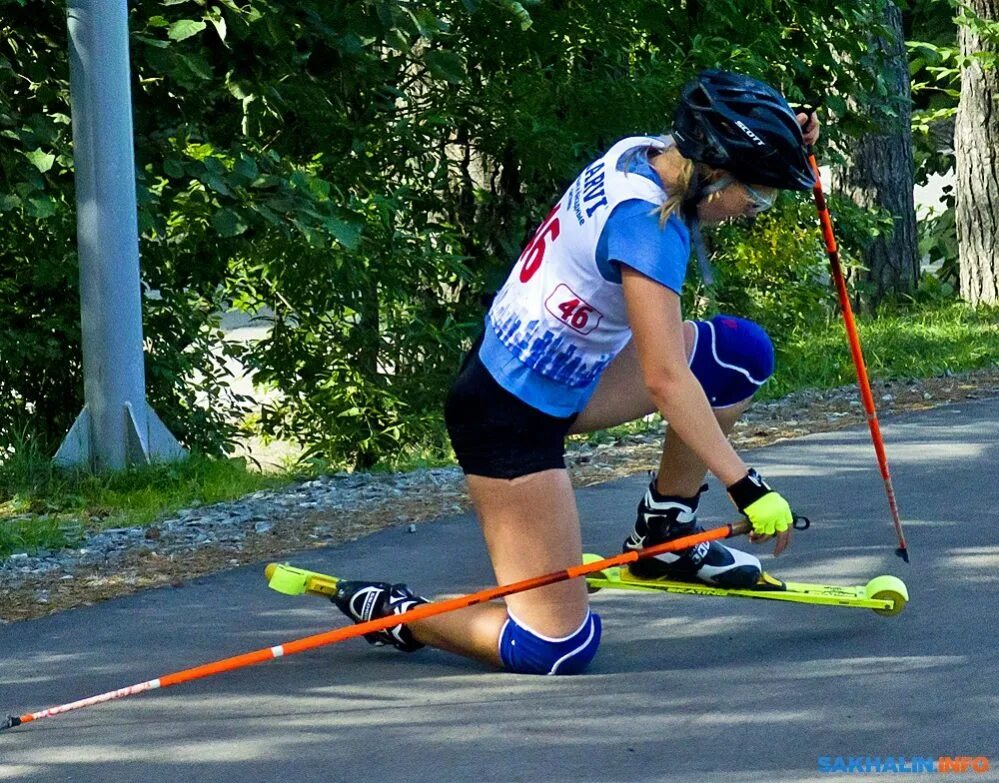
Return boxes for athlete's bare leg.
[409,469,587,666]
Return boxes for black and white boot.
[622,480,761,589]
[331,581,430,652]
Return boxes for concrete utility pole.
[54,0,186,470]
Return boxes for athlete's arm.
[621,267,748,486]
[621,267,793,552]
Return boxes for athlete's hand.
[797,111,820,147]
[727,469,793,556]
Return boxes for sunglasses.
[702,175,777,214]
[741,182,777,213]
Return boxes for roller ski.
[583,554,908,616]
[264,563,428,651]
[610,478,907,616]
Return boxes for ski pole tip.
[896,546,910,564]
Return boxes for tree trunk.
[831,2,919,310]
[955,0,999,305]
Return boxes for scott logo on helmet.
[735,120,766,148]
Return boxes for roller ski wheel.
[582,553,908,617]
[265,563,340,598]
[864,574,909,617]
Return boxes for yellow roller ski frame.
[582,554,908,617]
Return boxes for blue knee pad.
[498,610,602,675]
[688,315,774,408]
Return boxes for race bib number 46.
[545,283,603,335]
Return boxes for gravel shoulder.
[2,367,998,623]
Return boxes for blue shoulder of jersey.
[595,151,690,293]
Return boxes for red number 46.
[557,298,594,330]
[518,204,560,283]
[544,283,603,335]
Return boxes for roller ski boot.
[331,580,430,652]
[622,480,762,589]
[264,563,429,652]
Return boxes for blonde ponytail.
[657,149,695,226]
[651,143,716,227]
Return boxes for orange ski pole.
[3,519,752,732]
[807,148,909,563]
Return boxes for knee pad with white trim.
[498,610,602,675]
[688,315,775,407]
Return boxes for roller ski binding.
[622,481,763,589]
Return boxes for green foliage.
[0,3,79,454]
[909,269,958,305]
[687,194,893,337]
[906,7,959,286]
[764,299,999,398]
[918,202,959,284]
[0,0,252,457]
[216,0,900,469]
[905,0,999,292]
[0,446,291,557]
[689,199,834,335]
[906,2,960,189]
[2,0,928,470]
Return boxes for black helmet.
[672,69,816,191]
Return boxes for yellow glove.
[727,469,793,536]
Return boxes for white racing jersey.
[480,136,692,416]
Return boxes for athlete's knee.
[498,610,602,675]
[688,315,775,407]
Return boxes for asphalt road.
[2,399,997,783]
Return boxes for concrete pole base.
[54,402,187,471]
